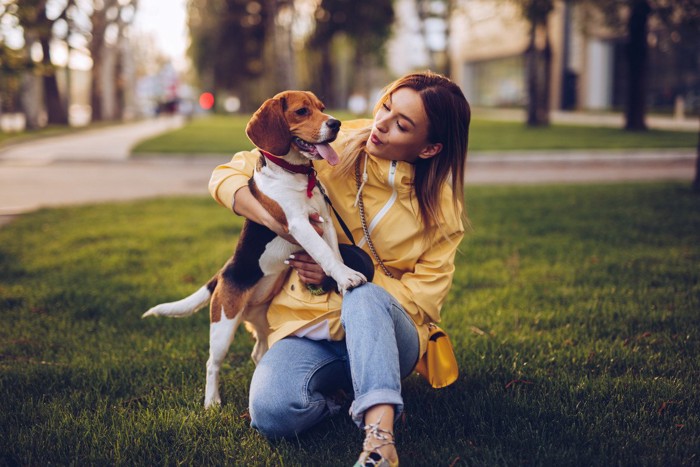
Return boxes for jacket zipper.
[358,160,398,248]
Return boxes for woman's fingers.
[286,251,327,284]
[309,212,325,237]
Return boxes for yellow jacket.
[208,120,464,358]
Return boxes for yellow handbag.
[414,324,459,389]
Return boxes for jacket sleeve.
[208,150,260,211]
[371,227,464,326]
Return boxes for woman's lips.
[370,132,382,145]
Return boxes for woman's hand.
[286,251,328,285]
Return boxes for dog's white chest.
[254,166,326,215]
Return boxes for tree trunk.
[40,37,68,125]
[20,35,42,129]
[91,50,103,122]
[319,43,334,107]
[20,72,43,130]
[443,0,453,78]
[624,0,651,131]
[692,118,700,192]
[262,0,295,94]
[538,30,552,125]
[526,24,538,126]
[90,7,108,122]
[274,0,295,92]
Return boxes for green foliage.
[0,183,698,465]
[311,0,394,57]
[0,43,32,113]
[187,0,267,92]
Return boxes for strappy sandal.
[353,420,399,467]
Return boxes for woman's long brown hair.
[336,71,471,240]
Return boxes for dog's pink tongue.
[315,143,340,166]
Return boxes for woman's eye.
[295,108,308,116]
[397,121,406,132]
[382,103,390,111]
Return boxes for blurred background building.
[451,0,699,117]
[0,0,698,132]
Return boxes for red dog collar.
[261,150,317,198]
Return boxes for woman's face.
[366,87,442,163]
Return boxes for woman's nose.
[375,116,389,132]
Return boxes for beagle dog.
[143,91,367,408]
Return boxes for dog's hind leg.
[244,271,289,365]
[205,288,249,409]
[205,310,242,409]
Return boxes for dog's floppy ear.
[245,97,292,156]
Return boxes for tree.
[415,0,454,77]
[623,0,651,130]
[11,0,73,125]
[584,0,700,131]
[263,0,295,93]
[693,122,700,193]
[71,0,139,121]
[188,0,268,111]
[309,0,394,107]
[0,30,31,115]
[509,0,555,127]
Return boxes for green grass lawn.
[131,113,698,155]
[1,183,698,465]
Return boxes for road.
[0,116,696,226]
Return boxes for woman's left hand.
[286,251,328,286]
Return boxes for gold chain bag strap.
[354,156,394,278]
[354,156,458,389]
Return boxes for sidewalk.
[0,115,697,226]
[0,115,185,164]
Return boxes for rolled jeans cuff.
[349,388,404,427]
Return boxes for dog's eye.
[295,108,309,116]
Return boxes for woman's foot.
[354,420,399,467]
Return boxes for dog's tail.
[142,276,218,319]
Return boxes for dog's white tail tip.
[142,286,211,319]
[141,309,157,319]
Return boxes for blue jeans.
[249,283,420,439]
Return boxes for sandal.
[353,419,399,467]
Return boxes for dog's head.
[245,91,341,165]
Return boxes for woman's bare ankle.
[359,405,399,464]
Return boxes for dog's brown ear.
[246,97,292,156]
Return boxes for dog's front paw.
[334,265,367,295]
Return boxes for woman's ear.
[418,142,443,160]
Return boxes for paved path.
[0,116,696,226]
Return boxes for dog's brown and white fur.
[143,91,366,408]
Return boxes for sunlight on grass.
[0,184,698,465]
[130,114,698,155]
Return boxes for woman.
[209,71,470,466]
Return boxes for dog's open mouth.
[294,137,340,166]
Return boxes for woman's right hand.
[286,251,328,285]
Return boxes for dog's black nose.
[326,119,341,131]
